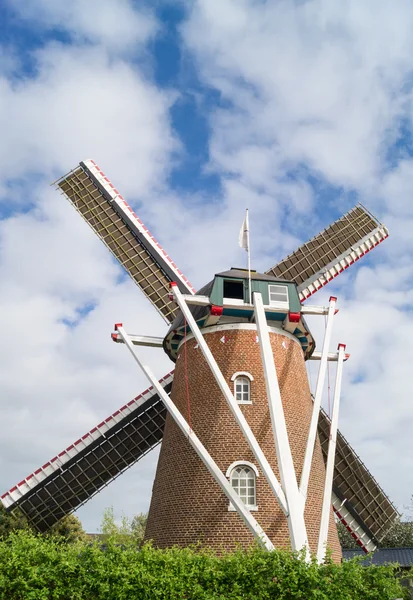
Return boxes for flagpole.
[246,209,252,304]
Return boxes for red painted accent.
[17,480,25,487]
[169,281,177,287]
[329,296,337,302]
[334,309,339,315]
[114,323,122,331]
[345,353,351,360]
[26,474,33,480]
[338,343,346,350]
[111,333,118,342]
[288,312,301,323]
[210,305,224,316]
[334,509,369,554]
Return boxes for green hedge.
[0,530,408,599]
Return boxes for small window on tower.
[268,284,289,306]
[234,376,251,404]
[223,279,244,300]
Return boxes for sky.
[1,0,413,532]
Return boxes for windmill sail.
[266,205,389,301]
[1,373,398,547]
[55,160,195,323]
[1,374,173,532]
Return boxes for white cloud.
[183,0,413,189]
[0,43,177,197]
[7,0,157,54]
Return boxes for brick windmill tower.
[2,160,397,562]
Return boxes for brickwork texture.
[145,325,342,562]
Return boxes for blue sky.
[1,0,413,533]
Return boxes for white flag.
[238,210,249,251]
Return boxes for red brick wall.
[145,325,342,562]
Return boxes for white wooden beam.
[253,292,309,553]
[317,343,346,562]
[300,296,337,501]
[111,333,163,347]
[309,351,350,362]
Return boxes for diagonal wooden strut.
[253,292,309,553]
[300,296,337,501]
[317,343,346,562]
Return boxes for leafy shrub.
[0,530,408,600]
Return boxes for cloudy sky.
[1,0,413,532]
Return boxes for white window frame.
[226,461,258,511]
[268,284,289,309]
[231,372,253,404]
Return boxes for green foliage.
[0,529,408,600]
[46,514,87,544]
[338,519,413,549]
[0,505,30,539]
[100,506,147,546]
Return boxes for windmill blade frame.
[265,204,389,302]
[55,160,195,324]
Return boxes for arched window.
[231,372,253,404]
[226,461,258,510]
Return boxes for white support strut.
[115,324,274,551]
[300,296,337,501]
[170,284,289,517]
[253,292,309,554]
[309,351,350,362]
[317,344,346,562]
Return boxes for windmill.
[1,159,398,561]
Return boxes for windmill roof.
[217,268,293,283]
[342,547,413,567]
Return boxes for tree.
[46,513,87,544]
[0,505,30,538]
[100,506,147,545]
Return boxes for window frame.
[268,284,289,308]
[223,278,245,302]
[226,461,258,511]
[231,372,253,405]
